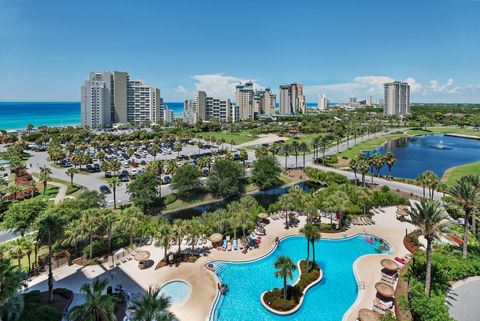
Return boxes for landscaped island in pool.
[211,235,388,321]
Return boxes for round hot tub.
[158,280,191,306]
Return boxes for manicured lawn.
[415,127,480,137]
[197,131,258,145]
[4,246,49,272]
[164,193,220,211]
[337,132,409,159]
[442,162,480,186]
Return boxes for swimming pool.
[211,235,387,321]
[158,280,191,306]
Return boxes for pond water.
[363,134,480,179]
[167,182,319,220]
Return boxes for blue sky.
[0,0,479,103]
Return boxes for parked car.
[99,185,111,194]
[163,175,172,184]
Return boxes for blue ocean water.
[0,101,185,130]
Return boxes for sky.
[0,0,479,103]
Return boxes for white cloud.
[304,76,480,102]
[175,85,189,94]
[191,74,262,100]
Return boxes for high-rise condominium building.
[235,82,254,120]
[279,83,306,114]
[81,71,162,128]
[318,94,329,110]
[253,88,276,117]
[183,91,231,125]
[81,72,112,129]
[384,81,410,115]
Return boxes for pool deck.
[25,205,414,321]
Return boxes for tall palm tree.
[155,220,172,262]
[37,210,64,303]
[281,144,291,171]
[118,206,144,248]
[147,159,164,198]
[187,217,203,256]
[300,223,316,272]
[22,236,35,273]
[450,179,479,259]
[384,151,397,178]
[151,144,161,161]
[101,209,117,266]
[68,278,116,321]
[108,177,121,210]
[65,167,78,187]
[39,165,52,195]
[172,219,186,256]
[239,149,248,168]
[129,287,174,321]
[460,175,480,236]
[274,256,297,300]
[10,238,25,271]
[309,225,321,267]
[80,208,102,260]
[408,199,451,295]
[298,142,309,168]
[357,155,369,187]
[423,170,439,199]
[371,153,385,177]
[349,157,359,185]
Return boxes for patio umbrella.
[134,251,151,262]
[209,233,223,243]
[381,259,399,272]
[289,212,299,218]
[358,308,379,321]
[258,212,268,219]
[375,282,395,298]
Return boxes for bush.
[381,185,390,192]
[163,193,177,205]
[318,155,338,165]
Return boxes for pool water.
[212,235,386,321]
[158,281,191,305]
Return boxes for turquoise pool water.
[158,280,191,305]
[212,235,386,321]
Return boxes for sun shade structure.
[209,233,223,243]
[258,212,268,219]
[358,308,379,321]
[381,259,399,271]
[375,282,395,298]
[134,250,151,262]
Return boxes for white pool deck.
[25,205,415,321]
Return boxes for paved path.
[447,276,480,321]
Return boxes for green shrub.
[381,185,390,192]
[163,193,177,205]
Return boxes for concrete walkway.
[447,276,480,321]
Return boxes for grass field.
[442,162,480,186]
[197,131,258,145]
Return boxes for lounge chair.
[227,241,232,251]
[233,239,238,250]
[238,239,244,249]
[222,239,227,251]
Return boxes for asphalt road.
[447,277,480,321]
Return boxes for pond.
[363,134,480,179]
[167,182,319,220]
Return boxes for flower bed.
[261,260,322,314]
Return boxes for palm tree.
[68,278,116,321]
[309,225,321,267]
[11,238,25,271]
[37,210,64,303]
[298,142,309,168]
[172,219,186,256]
[155,220,172,262]
[187,217,203,256]
[274,256,297,300]
[39,165,52,195]
[129,287,174,321]
[101,209,117,266]
[80,208,102,260]
[174,143,183,157]
[151,144,161,161]
[239,149,248,168]
[66,167,78,187]
[0,259,25,310]
[371,153,385,177]
[22,236,34,273]
[407,199,451,295]
[300,223,316,272]
[450,179,479,259]
[459,175,480,236]
[422,170,439,199]
[290,141,300,168]
[384,151,397,178]
[282,144,292,171]
[108,177,121,210]
[357,155,369,187]
[119,206,144,248]
[147,160,164,198]
[349,157,359,185]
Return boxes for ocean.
[0,101,321,130]
[0,102,184,130]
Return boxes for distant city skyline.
[1,0,479,103]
